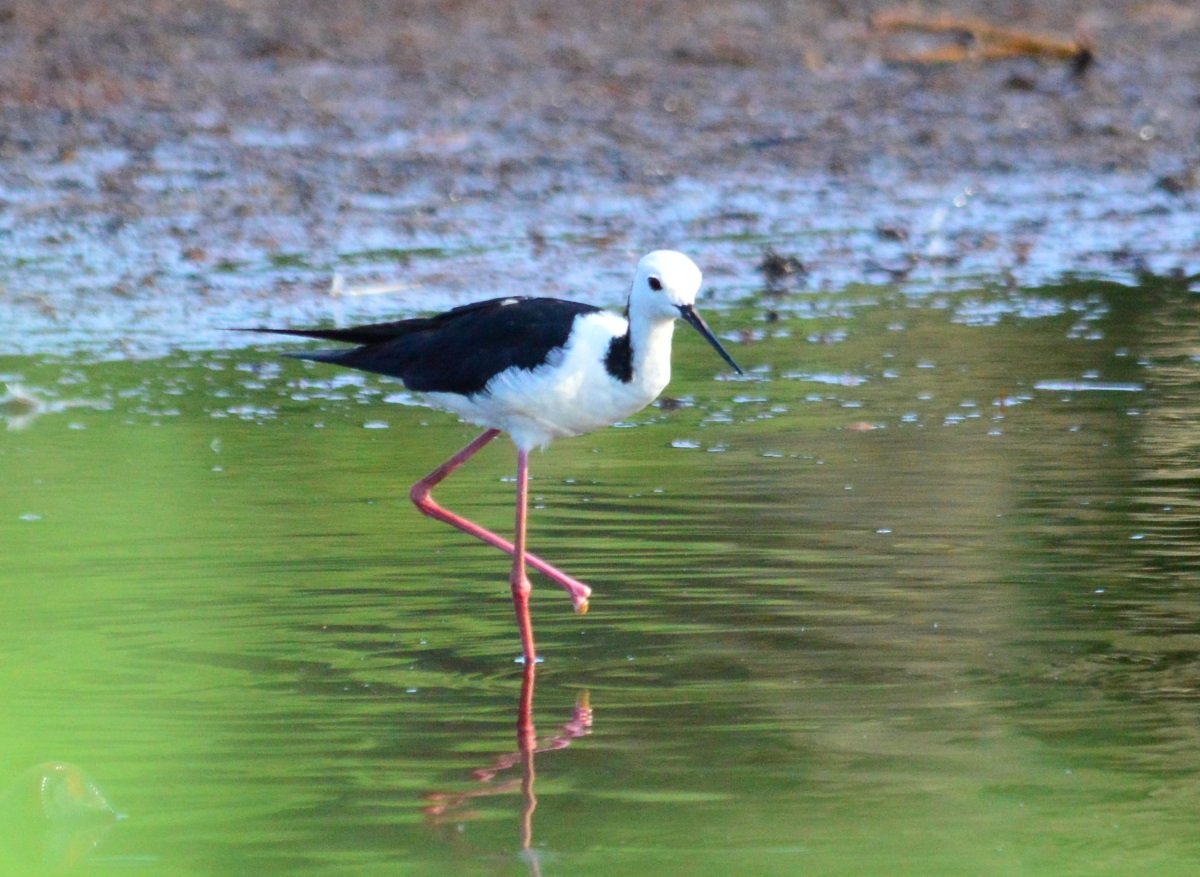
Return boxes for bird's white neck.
[628,312,677,394]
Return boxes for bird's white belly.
[430,364,661,450]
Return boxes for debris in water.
[757,248,807,293]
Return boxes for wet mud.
[0,1,1198,357]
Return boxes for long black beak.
[678,304,744,375]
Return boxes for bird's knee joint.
[409,483,430,507]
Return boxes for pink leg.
[511,448,536,663]
[409,429,592,613]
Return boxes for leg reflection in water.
[423,664,592,873]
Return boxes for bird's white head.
[628,250,743,374]
[630,250,704,319]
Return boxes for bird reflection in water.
[423,664,592,873]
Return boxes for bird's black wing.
[259,297,603,396]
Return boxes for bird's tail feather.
[283,348,352,365]
[236,326,395,344]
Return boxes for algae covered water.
[3,272,1198,875]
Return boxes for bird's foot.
[573,592,590,615]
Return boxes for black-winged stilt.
[254,250,742,662]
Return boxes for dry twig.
[872,10,1093,73]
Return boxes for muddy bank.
[0,1,1197,357]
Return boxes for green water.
[2,278,1198,875]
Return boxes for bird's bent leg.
[511,448,537,663]
[410,428,501,493]
[409,430,593,613]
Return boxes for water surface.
[2,275,1199,875]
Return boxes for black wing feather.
[257,297,602,396]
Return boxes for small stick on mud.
[872,10,1093,74]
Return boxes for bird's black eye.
[648,276,663,291]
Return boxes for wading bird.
[255,250,742,662]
